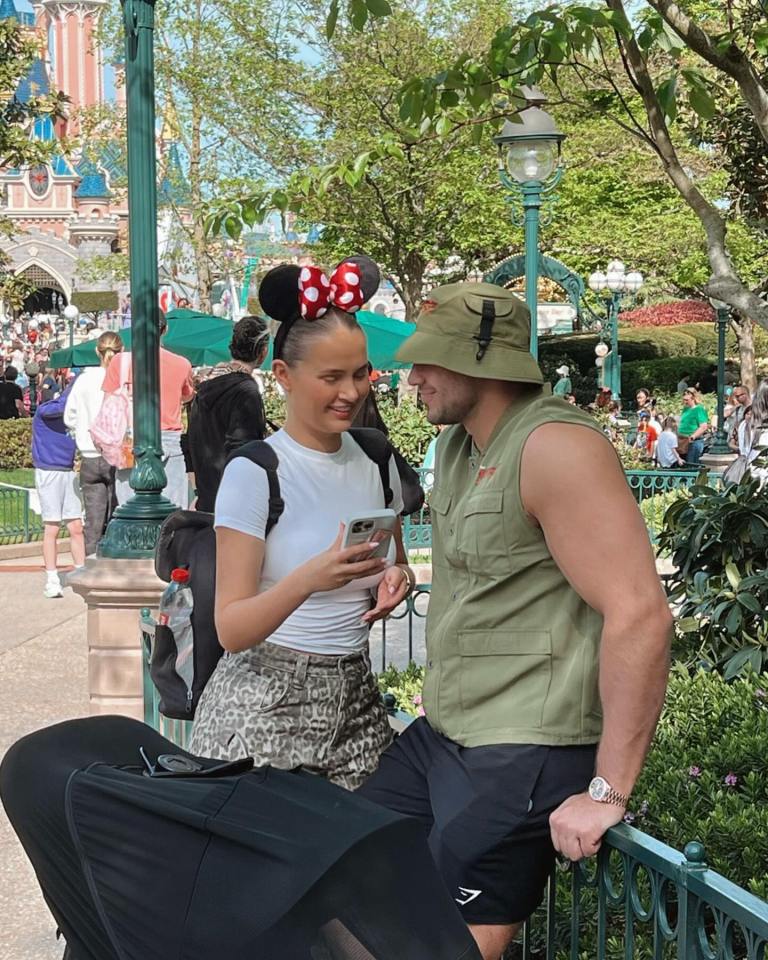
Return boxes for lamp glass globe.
[625,271,643,292]
[63,304,79,321]
[588,271,606,292]
[505,141,558,183]
[595,342,610,358]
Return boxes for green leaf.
[688,86,716,122]
[656,75,678,123]
[677,617,700,633]
[325,0,339,40]
[350,0,368,31]
[365,0,392,17]
[723,647,752,679]
[753,25,768,55]
[725,603,743,636]
[725,562,741,591]
[737,593,763,615]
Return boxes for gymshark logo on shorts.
[455,887,482,906]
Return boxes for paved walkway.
[0,555,88,960]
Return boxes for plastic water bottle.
[158,567,195,712]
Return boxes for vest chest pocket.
[459,490,508,573]
[430,488,459,564]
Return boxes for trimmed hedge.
[0,419,33,470]
[621,356,717,398]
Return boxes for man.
[0,366,26,419]
[358,282,672,960]
[102,311,194,507]
[725,384,751,451]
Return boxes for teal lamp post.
[494,87,565,358]
[708,298,731,455]
[100,0,175,558]
[588,261,643,401]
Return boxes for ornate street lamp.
[24,361,39,415]
[100,0,175,558]
[708,298,731,456]
[494,87,565,358]
[588,261,643,400]
[63,303,79,348]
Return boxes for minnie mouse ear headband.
[259,255,380,325]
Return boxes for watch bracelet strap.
[602,786,629,807]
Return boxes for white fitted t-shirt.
[215,429,404,655]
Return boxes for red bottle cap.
[170,568,190,583]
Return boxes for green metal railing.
[625,469,719,541]
[402,467,434,555]
[516,828,768,959]
[0,484,43,544]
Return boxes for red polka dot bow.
[298,262,365,320]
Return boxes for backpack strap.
[348,427,394,508]
[225,440,284,535]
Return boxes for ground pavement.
[0,553,87,960]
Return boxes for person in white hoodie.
[64,331,124,557]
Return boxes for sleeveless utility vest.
[423,389,605,747]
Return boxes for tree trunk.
[187,0,213,313]
[734,317,756,393]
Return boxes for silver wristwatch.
[588,776,629,808]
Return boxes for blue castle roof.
[75,158,111,198]
[16,57,49,104]
[0,0,34,25]
[158,142,191,207]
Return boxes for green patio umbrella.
[49,309,415,371]
[48,309,232,369]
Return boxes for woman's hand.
[301,524,388,594]
[362,565,412,625]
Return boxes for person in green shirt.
[552,364,572,397]
[359,281,673,960]
[678,388,710,464]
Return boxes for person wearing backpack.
[189,256,415,789]
[186,316,270,512]
[64,331,124,557]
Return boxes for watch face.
[589,777,609,801]
[29,164,50,198]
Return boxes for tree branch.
[646,0,768,144]
[604,0,768,326]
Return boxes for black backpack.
[152,428,401,719]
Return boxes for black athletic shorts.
[358,717,597,925]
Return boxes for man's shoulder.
[160,347,192,372]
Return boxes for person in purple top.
[32,383,86,597]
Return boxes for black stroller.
[1,716,480,960]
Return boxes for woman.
[678,388,709,465]
[64,331,123,557]
[189,257,414,790]
[737,379,768,486]
[186,315,270,512]
[553,364,571,398]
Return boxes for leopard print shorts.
[188,642,392,791]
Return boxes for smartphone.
[342,509,397,560]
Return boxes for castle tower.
[40,0,106,131]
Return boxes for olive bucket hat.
[395,281,544,384]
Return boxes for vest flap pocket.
[458,629,551,656]
[463,490,504,517]
[430,488,453,515]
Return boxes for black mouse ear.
[258,264,301,323]
[338,255,380,303]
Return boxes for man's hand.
[549,793,626,862]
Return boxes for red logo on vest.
[476,466,497,483]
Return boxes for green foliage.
[0,467,34,487]
[75,254,130,287]
[658,473,768,677]
[261,377,286,428]
[632,668,768,900]
[0,420,33,470]
[377,395,436,465]
[621,356,715,398]
[638,487,689,536]
[377,661,425,716]
[71,291,119,315]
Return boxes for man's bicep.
[521,424,661,618]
